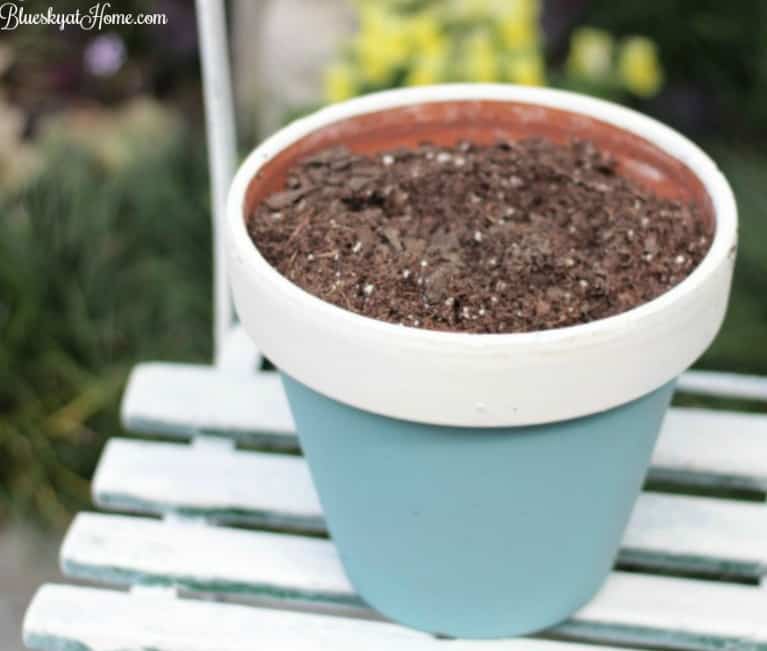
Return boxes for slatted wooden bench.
[21,2,767,648]
[23,335,767,651]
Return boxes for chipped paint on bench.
[25,583,652,651]
[56,515,767,651]
[120,363,767,494]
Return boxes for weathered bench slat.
[63,512,352,600]
[121,364,295,443]
[651,407,767,492]
[123,364,767,442]
[92,437,767,579]
[621,492,767,578]
[93,438,323,529]
[24,584,641,651]
[677,369,767,402]
[121,364,767,491]
[58,513,767,650]
[216,323,263,375]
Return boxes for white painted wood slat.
[24,583,640,651]
[93,438,767,579]
[63,513,353,601]
[621,492,767,577]
[122,366,767,444]
[677,369,767,402]
[120,364,767,490]
[216,324,264,375]
[62,513,352,601]
[59,513,767,650]
[652,407,767,491]
[121,363,295,442]
[93,438,323,531]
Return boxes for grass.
[0,133,765,527]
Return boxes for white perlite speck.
[352,241,362,253]
[474,231,483,243]
[382,154,395,166]
[363,283,375,296]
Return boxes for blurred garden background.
[1,0,766,535]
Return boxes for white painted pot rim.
[227,84,737,427]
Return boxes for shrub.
[0,133,212,526]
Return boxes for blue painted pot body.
[281,374,675,639]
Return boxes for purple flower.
[84,33,126,77]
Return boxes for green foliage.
[578,0,767,133]
[0,134,212,526]
[696,144,767,375]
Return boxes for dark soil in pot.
[247,137,711,333]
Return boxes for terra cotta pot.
[226,84,737,638]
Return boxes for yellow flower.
[324,63,356,103]
[407,53,445,87]
[451,0,538,21]
[507,53,545,86]
[498,0,539,23]
[566,27,614,81]
[618,36,664,97]
[452,0,493,19]
[357,2,389,31]
[462,31,497,82]
[499,17,538,50]
[407,13,446,58]
[355,6,409,84]
[405,12,448,86]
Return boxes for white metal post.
[195,0,238,366]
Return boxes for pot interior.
[244,99,714,231]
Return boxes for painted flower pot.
[226,85,737,638]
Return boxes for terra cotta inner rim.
[244,100,714,231]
